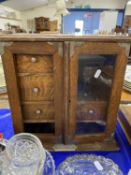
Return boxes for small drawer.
[16,55,53,73]
[22,103,55,121]
[77,102,107,122]
[18,74,54,101]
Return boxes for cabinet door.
[2,42,63,144]
[68,42,127,144]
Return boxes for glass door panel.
[76,54,116,135]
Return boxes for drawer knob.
[88,109,94,114]
[31,57,37,63]
[35,109,41,114]
[33,87,39,93]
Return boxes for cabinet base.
[42,138,119,151]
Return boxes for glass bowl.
[55,154,123,175]
[0,133,55,175]
[43,150,55,175]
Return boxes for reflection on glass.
[76,55,116,135]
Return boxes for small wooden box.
[49,20,58,31]
[35,17,49,31]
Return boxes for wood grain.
[77,101,107,122]
[50,44,63,139]
[17,73,54,101]
[0,34,131,43]
[2,47,24,133]
[16,55,53,73]
[22,102,55,122]
[106,46,127,135]
[2,42,63,143]
[63,42,70,144]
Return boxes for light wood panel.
[18,73,54,101]
[22,102,55,122]
[16,55,53,73]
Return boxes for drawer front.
[18,74,54,101]
[23,103,55,121]
[77,102,107,122]
[16,55,53,73]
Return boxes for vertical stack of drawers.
[15,54,56,135]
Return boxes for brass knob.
[33,87,39,93]
[35,109,41,114]
[31,57,37,63]
[88,109,94,115]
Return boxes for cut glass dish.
[55,154,123,175]
[0,133,55,175]
[43,150,55,175]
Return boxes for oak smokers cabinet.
[2,40,127,150]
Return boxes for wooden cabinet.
[35,17,49,32]
[1,35,128,150]
[35,17,58,32]
[123,15,131,32]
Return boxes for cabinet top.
[0,34,131,43]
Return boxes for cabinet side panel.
[2,47,23,133]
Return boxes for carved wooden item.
[35,17,49,32]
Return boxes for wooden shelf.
[0,16,21,21]
[24,120,55,123]
[120,89,131,104]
